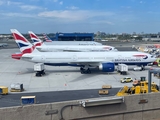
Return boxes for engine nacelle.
[99,62,115,72]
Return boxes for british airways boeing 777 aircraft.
[11,29,156,74]
[28,31,116,52]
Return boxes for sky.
[0,0,160,34]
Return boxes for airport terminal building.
[54,33,94,41]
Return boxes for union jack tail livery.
[28,31,42,46]
[10,29,38,60]
[43,33,52,42]
[11,29,35,54]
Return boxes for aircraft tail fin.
[43,33,52,42]
[28,31,43,46]
[10,29,36,54]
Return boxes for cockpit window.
[151,55,153,58]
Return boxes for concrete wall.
[1,92,160,120]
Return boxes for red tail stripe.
[22,46,35,54]
[30,33,38,39]
[13,33,28,43]
[11,53,23,60]
[46,40,52,42]
[35,42,42,46]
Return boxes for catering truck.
[34,63,45,77]
[117,64,128,75]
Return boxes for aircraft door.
[72,55,77,61]
[41,55,46,62]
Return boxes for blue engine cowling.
[99,62,115,72]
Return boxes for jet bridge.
[148,67,160,92]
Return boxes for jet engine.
[99,62,115,72]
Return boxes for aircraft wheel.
[80,67,84,71]
[81,70,84,74]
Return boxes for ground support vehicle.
[34,63,45,77]
[120,77,133,83]
[0,86,8,95]
[10,83,24,92]
[117,77,159,96]
[133,67,142,71]
[117,64,128,75]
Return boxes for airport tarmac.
[0,41,160,107]
[0,48,160,93]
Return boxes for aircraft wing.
[69,61,110,67]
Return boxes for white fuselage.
[36,45,116,52]
[43,41,102,46]
[21,51,156,66]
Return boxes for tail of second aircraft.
[28,31,43,46]
[43,33,52,42]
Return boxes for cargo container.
[0,86,8,95]
[10,83,23,90]
[21,96,36,105]
[117,64,128,75]
[98,90,108,95]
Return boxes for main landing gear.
[80,67,91,74]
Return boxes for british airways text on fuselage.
[114,59,142,62]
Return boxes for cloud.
[0,0,22,6]
[59,1,63,5]
[140,1,145,4]
[29,0,40,1]
[121,6,131,9]
[66,6,79,10]
[0,12,36,18]
[91,20,114,25]
[38,10,114,21]
[53,0,58,2]
[7,1,22,6]
[20,5,42,11]
[0,0,4,5]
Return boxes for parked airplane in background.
[29,31,102,46]
[43,33,52,42]
[0,43,8,47]
[11,29,156,74]
[29,31,117,52]
[0,44,4,47]
[36,45,117,52]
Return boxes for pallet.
[102,85,112,89]
[10,89,24,92]
[99,90,108,95]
